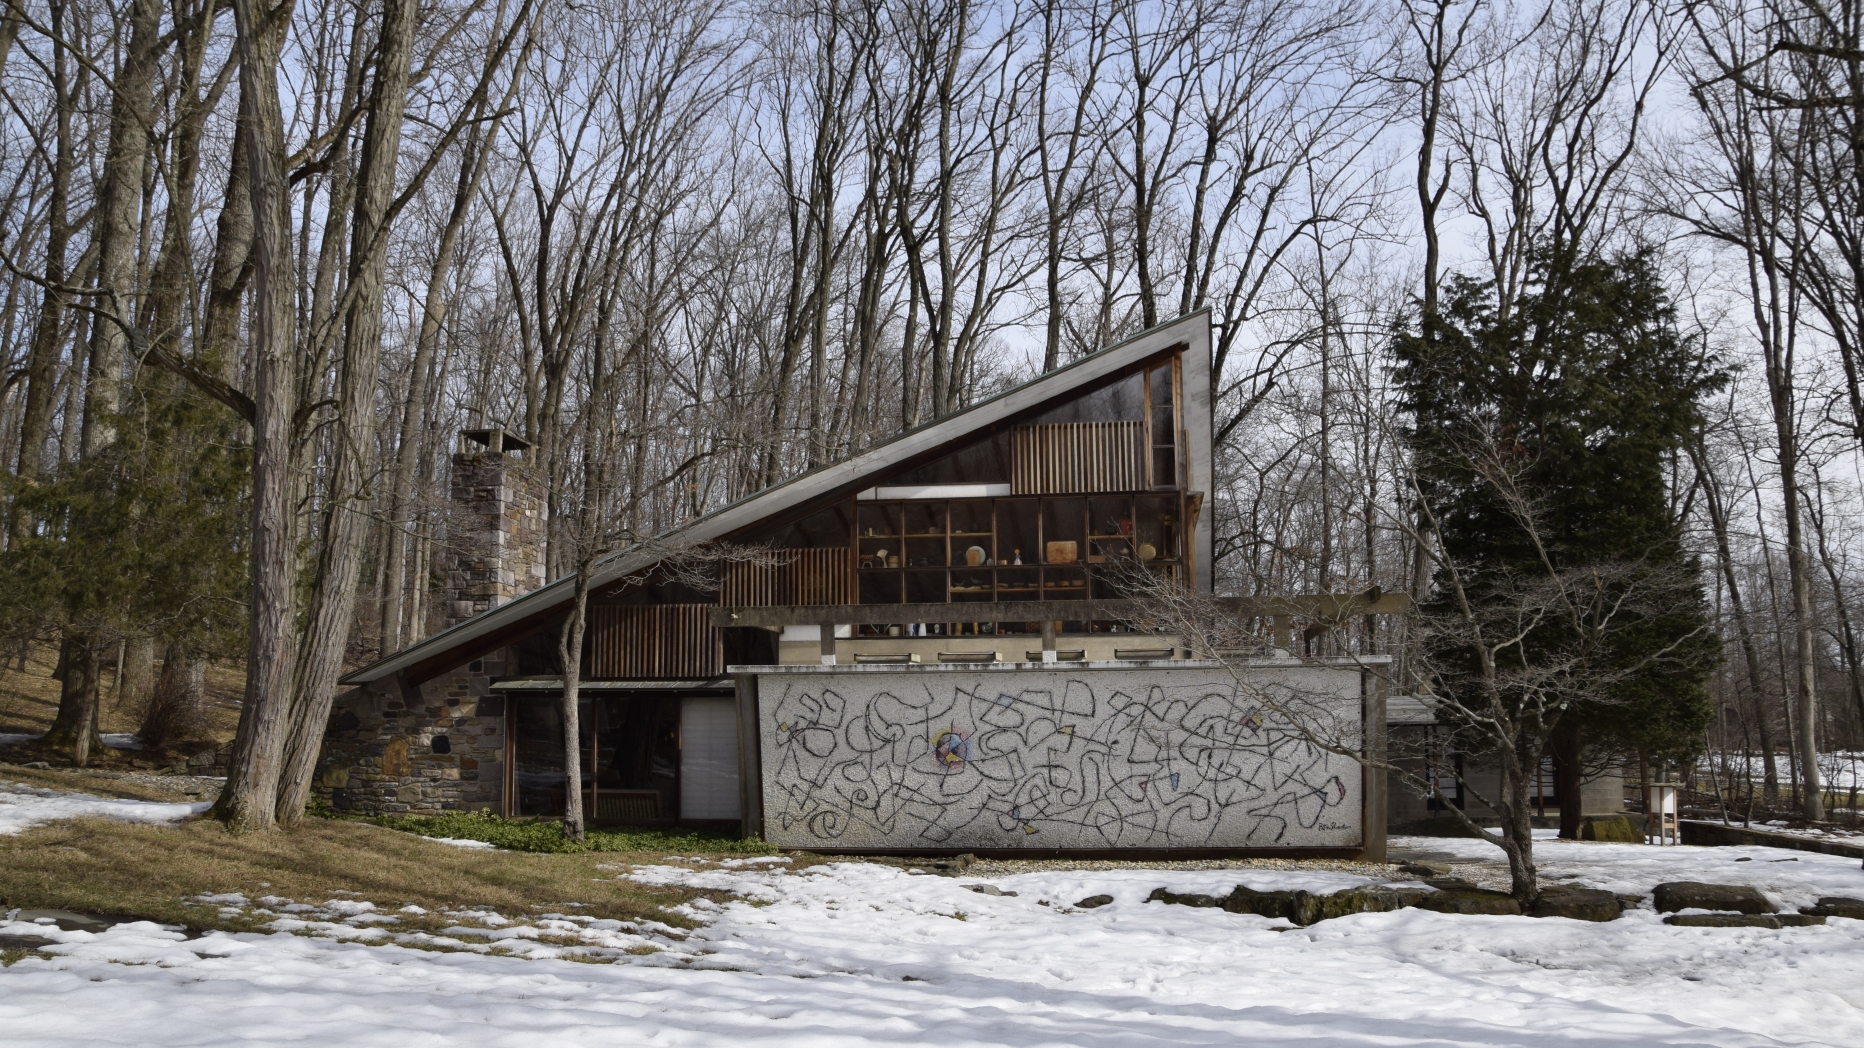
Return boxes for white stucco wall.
[753,661,1367,851]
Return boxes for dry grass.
[0,641,244,742]
[0,762,200,801]
[0,813,717,933]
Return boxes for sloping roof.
[340,310,1211,686]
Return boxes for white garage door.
[680,696,741,820]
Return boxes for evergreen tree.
[1,377,249,757]
[1393,249,1722,837]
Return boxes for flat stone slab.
[0,933,58,951]
[963,883,1017,897]
[1074,895,1113,909]
[1149,884,1426,926]
[1805,896,1864,919]
[1415,888,1522,916]
[1529,886,1621,922]
[1665,914,1784,929]
[11,910,134,934]
[1653,882,1775,915]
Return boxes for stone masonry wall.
[316,434,543,817]
[447,447,547,628]
[315,647,509,815]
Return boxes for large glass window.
[512,695,682,823]
[513,699,567,817]
[886,432,1012,484]
[1029,371,1145,424]
[1148,361,1178,488]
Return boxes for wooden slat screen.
[589,604,719,679]
[719,548,850,607]
[1011,421,1147,494]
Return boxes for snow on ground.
[0,780,209,835]
[1740,819,1864,844]
[5,830,1864,1046]
[1405,832,1864,911]
[0,731,144,750]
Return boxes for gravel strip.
[964,856,1409,879]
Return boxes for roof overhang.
[340,310,1212,687]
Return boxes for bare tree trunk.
[117,635,156,715]
[1551,721,1583,839]
[1806,478,1864,744]
[11,0,77,501]
[1691,435,1779,802]
[384,119,495,654]
[80,0,163,459]
[199,133,253,378]
[215,0,303,834]
[1768,323,1823,820]
[277,0,422,827]
[557,580,590,841]
[44,633,104,763]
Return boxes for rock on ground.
[1652,881,1776,914]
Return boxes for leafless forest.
[4,0,1864,827]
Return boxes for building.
[326,312,1402,858]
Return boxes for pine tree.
[1393,249,1723,838]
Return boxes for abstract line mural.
[757,665,1366,850]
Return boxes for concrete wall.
[749,660,1372,852]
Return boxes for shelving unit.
[849,492,1185,634]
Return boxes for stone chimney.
[447,426,548,629]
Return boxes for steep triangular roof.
[342,310,1211,686]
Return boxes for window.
[1148,360,1178,488]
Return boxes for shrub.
[363,809,778,855]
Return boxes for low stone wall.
[1679,819,1864,860]
[313,649,508,815]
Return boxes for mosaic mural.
[757,665,1365,850]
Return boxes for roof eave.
[339,309,1211,686]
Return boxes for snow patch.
[0,782,210,835]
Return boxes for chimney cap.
[460,427,532,454]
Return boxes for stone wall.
[315,432,543,817]
[446,445,547,629]
[315,647,508,815]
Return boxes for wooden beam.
[707,591,1410,630]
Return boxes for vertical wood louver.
[589,604,719,678]
[719,548,850,606]
[1011,421,1147,493]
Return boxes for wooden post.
[1362,667,1388,863]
